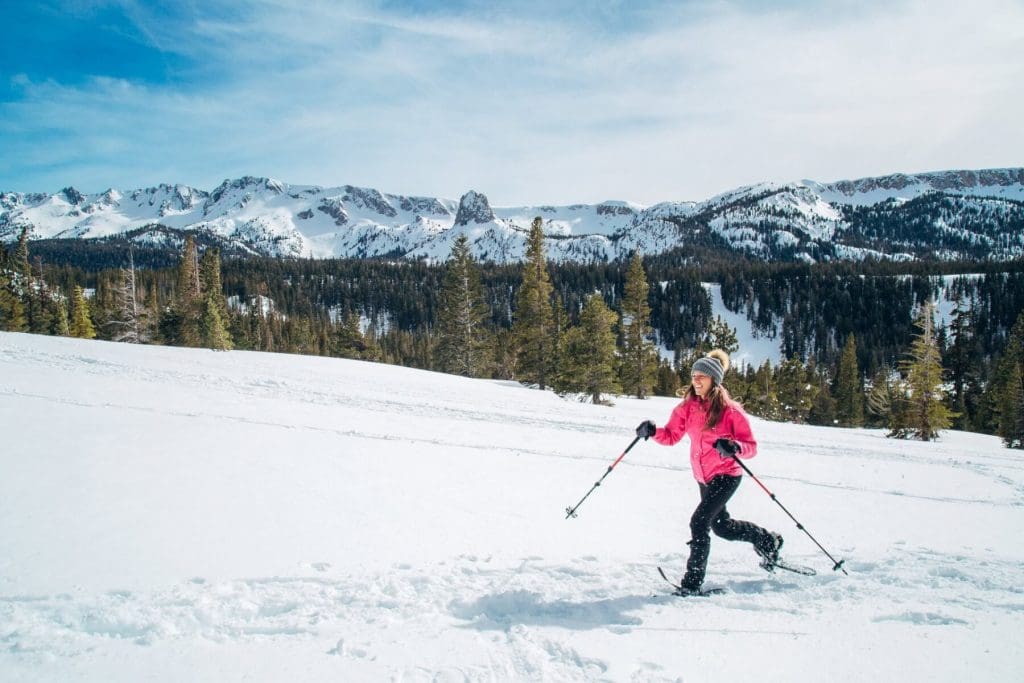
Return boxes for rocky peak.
[60,187,86,205]
[454,190,495,225]
[596,201,637,217]
[340,186,397,218]
[398,195,452,217]
[208,177,284,205]
[100,188,122,206]
[317,198,349,226]
[1,192,22,212]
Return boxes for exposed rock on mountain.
[454,191,496,225]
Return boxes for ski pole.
[565,436,641,519]
[716,441,848,575]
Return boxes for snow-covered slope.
[806,168,1024,206]
[709,273,987,370]
[1,332,1022,682]
[2,168,1023,262]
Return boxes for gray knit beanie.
[692,352,726,385]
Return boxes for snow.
[933,274,982,338]
[1,332,1023,682]
[703,283,782,369]
[493,202,644,238]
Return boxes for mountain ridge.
[2,167,1022,263]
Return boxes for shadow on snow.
[449,590,658,630]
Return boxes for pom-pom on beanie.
[691,349,730,385]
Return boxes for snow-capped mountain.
[2,168,1022,263]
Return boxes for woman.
[636,349,782,594]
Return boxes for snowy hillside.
[2,167,1023,263]
[696,273,981,371]
[2,332,1022,682]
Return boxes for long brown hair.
[681,382,733,429]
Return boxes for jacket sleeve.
[726,406,758,459]
[653,402,688,446]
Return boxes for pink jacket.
[653,397,758,484]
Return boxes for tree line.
[3,224,1024,447]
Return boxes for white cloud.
[3,0,1022,204]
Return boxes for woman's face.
[691,371,712,397]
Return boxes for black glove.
[714,438,741,458]
[636,420,656,440]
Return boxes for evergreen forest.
[4,229,1024,448]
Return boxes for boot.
[681,536,709,591]
[755,531,783,569]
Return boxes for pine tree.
[678,315,739,378]
[513,217,557,389]
[12,227,31,284]
[775,355,817,423]
[199,248,229,318]
[807,364,837,426]
[200,295,233,350]
[0,272,27,332]
[28,257,57,335]
[725,360,751,403]
[944,295,982,430]
[177,235,201,303]
[69,285,96,339]
[334,311,372,359]
[199,248,232,350]
[167,235,202,346]
[22,252,47,335]
[655,358,682,397]
[1001,365,1024,448]
[834,334,864,427]
[51,297,70,336]
[746,360,784,420]
[338,312,362,359]
[363,325,382,362]
[435,235,491,377]
[704,316,739,355]
[146,282,161,329]
[890,301,953,440]
[991,311,1024,448]
[865,365,898,428]
[0,233,28,332]
[619,252,658,398]
[554,294,620,403]
[491,328,517,380]
[551,293,567,383]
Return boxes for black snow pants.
[681,474,772,590]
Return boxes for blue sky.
[2,0,1022,205]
